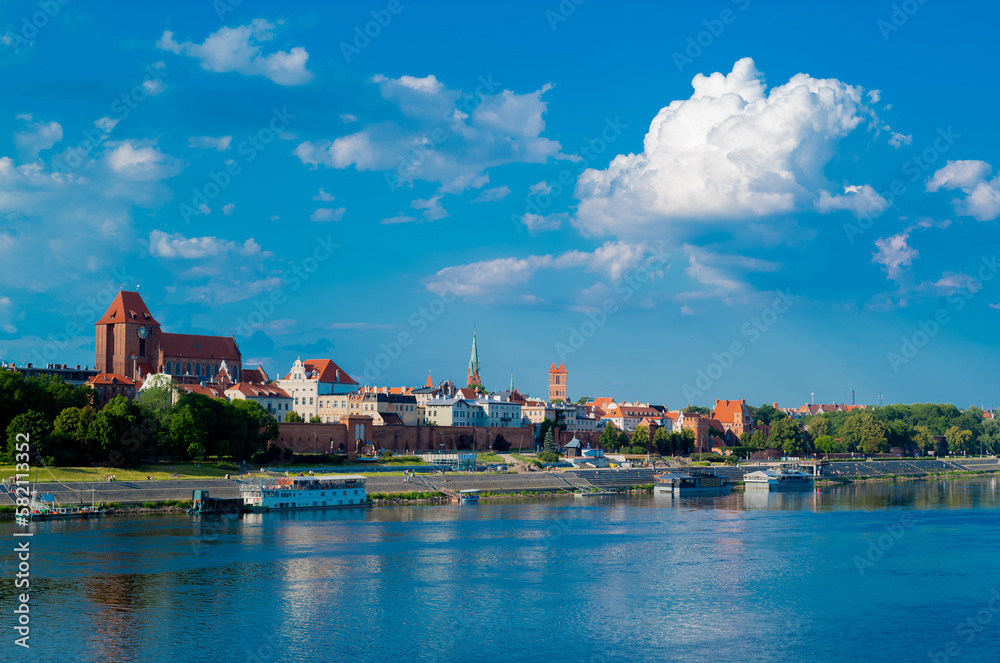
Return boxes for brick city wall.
[275,422,536,454]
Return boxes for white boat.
[654,469,731,495]
[743,467,814,491]
[457,489,480,504]
[237,474,369,511]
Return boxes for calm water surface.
[3,477,1000,662]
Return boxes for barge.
[654,469,731,495]
[743,467,814,491]
[237,474,370,511]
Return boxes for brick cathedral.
[95,290,243,383]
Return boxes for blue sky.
[2,0,1000,409]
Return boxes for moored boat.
[743,467,814,491]
[654,468,731,495]
[29,489,104,521]
[458,489,480,504]
[237,474,369,511]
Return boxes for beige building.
[276,358,359,419]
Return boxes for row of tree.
[1,372,277,467]
[738,403,996,456]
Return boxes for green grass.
[0,462,239,483]
[477,452,507,464]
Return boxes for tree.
[136,384,175,462]
[51,406,96,465]
[912,425,938,456]
[652,427,673,456]
[91,396,143,466]
[4,411,52,464]
[599,424,619,451]
[769,417,805,455]
[631,425,649,451]
[839,411,888,454]
[285,410,304,423]
[739,431,752,446]
[231,399,279,460]
[814,435,838,454]
[807,416,831,439]
[543,428,556,454]
[309,415,322,423]
[749,429,767,449]
[684,405,711,416]
[979,419,1000,455]
[170,405,204,461]
[753,403,787,426]
[617,430,630,451]
[677,428,695,456]
[946,425,974,456]
[576,396,589,405]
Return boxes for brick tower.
[548,363,567,401]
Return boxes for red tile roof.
[548,362,567,374]
[87,372,135,386]
[176,383,227,399]
[712,399,748,424]
[95,291,160,326]
[227,383,290,399]
[240,365,268,384]
[281,358,358,385]
[159,332,241,361]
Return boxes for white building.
[276,358,359,419]
[423,398,486,427]
[475,398,523,428]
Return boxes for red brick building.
[548,362,567,401]
[95,290,243,383]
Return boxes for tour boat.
[28,489,104,521]
[237,474,369,511]
[457,489,480,504]
[654,469,731,495]
[743,467,814,491]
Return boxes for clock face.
[136,325,150,339]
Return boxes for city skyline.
[3,1,1000,407]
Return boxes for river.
[2,476,999,662]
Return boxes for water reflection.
[643,476,1000,512]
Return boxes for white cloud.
[310,207,345,222]
[340,113,359,124]
[927,160,992,192]
[95,116,118,134]
[143,78,165,96]
[680,305,701,315]
[313,188,335,201]
[573,58,875,237]
[529,181,552,195]
[520,212,566,234]
[198,203,210,215]
[104,140,183,181]
[293,74,566,193]
[157,19,313,86]
[814,184,889,219]
[888,132,912,148]
[381,215,418,225]
[14,118,63,159]
[222,203,235,215]
[424,241,650,299]
[412,195,448,221]
[188,135,232,151]
[472,186,510,203]
[148,230,263,259]
[927,160,1000,221]
[873,231,917,281]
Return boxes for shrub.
[537,451,561,463]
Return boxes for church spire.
[467,327,481,386]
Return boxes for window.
[165,360,173,374]
[186,362,193,375]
